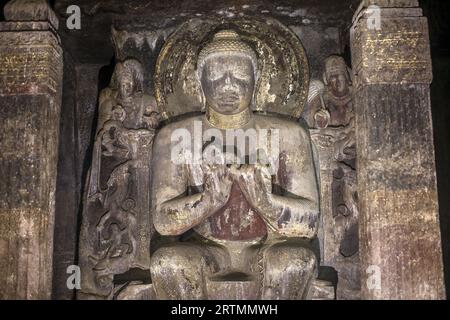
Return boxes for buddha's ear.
[195,69,206,112]
[251,82,258,108]
[252,67,260,108]
[322,72,329,86]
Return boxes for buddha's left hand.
[232,163,273,210]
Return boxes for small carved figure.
[304,55,354,130]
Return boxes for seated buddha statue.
[150,30,320,300]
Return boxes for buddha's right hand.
[203,163,233,212]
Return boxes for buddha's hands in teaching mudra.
[203,163,234,212]
[230,163,273,210]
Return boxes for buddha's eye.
[207,71,224,81]
[233,71,250,81]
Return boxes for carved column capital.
[4,0,59,30]
[351,0,432,88]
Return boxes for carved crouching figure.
[150,30,321,300]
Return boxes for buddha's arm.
[253,127,320,239]
[260,191,319,239]
[151,127,229,236]
[151,129,207,236]
[153,190,212,236]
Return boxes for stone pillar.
[351,0,446,299]
[0,0,63,299]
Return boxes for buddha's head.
[323,55,351,98]
[114,59,144,100]
[197,30,258,115]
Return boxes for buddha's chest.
[194,181,268,241]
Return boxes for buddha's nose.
[224,72,232,85]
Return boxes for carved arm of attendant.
[151,128,233,236]
[235,125,320,239]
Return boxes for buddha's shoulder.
[155,115,204,139]
[253,114,308,136]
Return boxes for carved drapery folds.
[303,55,360,299]
[78,59,159,299]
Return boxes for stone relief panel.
[303,55,360,300]
[77,16,360,300]
[78,59,160,299]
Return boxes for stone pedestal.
[350,0,445,299]
[0,1,63,299]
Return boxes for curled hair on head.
[110,58,145,94]
[196,30,259,83]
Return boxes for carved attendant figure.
[304,55,354,130]
[150,30,320,300]
[79,59,159,298]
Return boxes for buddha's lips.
[217,92,240,104]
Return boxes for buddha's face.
[201,55,255,114]
[327,72,349,98]
[118,73,135,100]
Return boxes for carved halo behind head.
[154,17,310,121]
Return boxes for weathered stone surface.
[53,0,359,64]
[351,2,445,299]
[352,14,432,87]
[74,64,103,183]
[307,279,336,300]
[116,283,156,300]
[0,0,444,301]
[354,84,445,299]
[0,14,63,299]
[206,276,260,300]
[52,51,79,300]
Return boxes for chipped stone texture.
[306,279,336,300]
[116,283,156,300]
[351,2,445,299]
[53,0,358,64]
[311,129,361,300]
[354,84,445,299]
[206,277,259,300]
[0,13,63,299]
[111,26,176,95]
